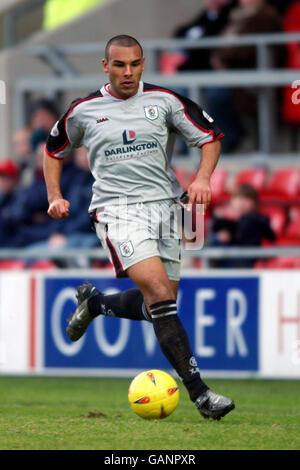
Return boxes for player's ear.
[102,58,108,73]
[142,57,145,72]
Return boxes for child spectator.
[209,183,275,266]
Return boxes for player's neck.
[106,83,139,100]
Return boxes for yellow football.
[128,369,179,419]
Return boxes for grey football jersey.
[46,81,223,210]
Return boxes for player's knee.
[145,279,175,306]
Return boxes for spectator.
[0,160,20,247]
[208,183,275,267]
[269,0,297,15]
[206,0,283,152]
[27,146,97,266]
[44,147,98,252]
[211,0,283,70]
[173,0,237,71]
[13,99,60,189]
[29,98,59,133]
[4,141,56,247]
[12,127,33,187]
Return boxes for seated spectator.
[2,141,57,248]
[29,98,59,133]
[41,147,98,252]
[206,0,283,152]
[0,160,20,247]
[173,0,237,71]
[211,0,283,70]
[27,146,98,268]
[269,0,296,14]
[12,127,34,187]
[208,183,275,267]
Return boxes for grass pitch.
[0,376,299,450]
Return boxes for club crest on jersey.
[119,241,134,257]
[144,105,159,121]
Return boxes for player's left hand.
[187,176,211,212]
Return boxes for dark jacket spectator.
[209,184,275,267]
[2,143,93,248]
[211,0,283,70]
[0,160,20,246]
[173,0,237,71]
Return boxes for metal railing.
[2,0,46,48]
[1,246,300,269]
[15,32,300,160]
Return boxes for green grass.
[0,376,299,450]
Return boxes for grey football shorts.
[94,199,181,281]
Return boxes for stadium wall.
[0,270,299,379]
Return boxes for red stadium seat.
[159,52,187,75]
[260,257,300,269]
[0,260,26,270]
[193,258,202,269]
[234,168,267,193]
[187,168,228,205]
[275,206,300,245]
[289,205,300,220]
[210,168,228,204]
[282,3,300,125]
[260,169,300,204]
[286,214,300,239]
[260,205,287,237]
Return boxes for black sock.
[88,288,151,322]
[150,300,209,402]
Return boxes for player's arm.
[44,102,83,220]
[43,153,70,220]
[167,90,224,212]
[188,140,221,210]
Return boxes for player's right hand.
[47,198,70,220]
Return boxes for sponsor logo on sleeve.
[203,110,214,123]
[50,121,59,137]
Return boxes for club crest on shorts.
[119,241,134,257]
[144,105,159,121]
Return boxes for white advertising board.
[0,272,30,373]
[260,271,300,378]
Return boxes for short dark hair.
[29,98,58,118]
[233,184,259,205]
[105,34,143,60]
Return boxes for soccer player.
[44,34,235,420]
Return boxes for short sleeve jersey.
[45,81,223,211]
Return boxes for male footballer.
[44,34,235,420]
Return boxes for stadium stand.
[233,168,268,193]
[260,168,300,205]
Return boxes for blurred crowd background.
[0,0,300,270]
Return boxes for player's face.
[102,44,145,99]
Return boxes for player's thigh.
[126,256,176,305]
